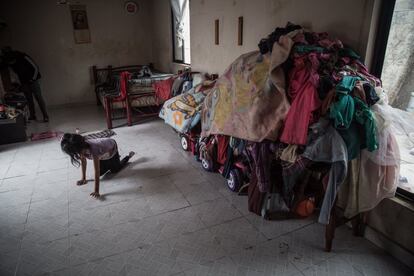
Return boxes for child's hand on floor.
[76,179,88,186]
[90,192,100,198]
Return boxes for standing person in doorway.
[1,47,49,122]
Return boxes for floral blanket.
[159,81,215,133]
[201,36,294,141]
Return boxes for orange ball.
[295,198,315,217]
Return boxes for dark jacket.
[9,51,41,84]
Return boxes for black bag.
[4,92,27,109]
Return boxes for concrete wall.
[188,0,374,75]
[0,0,153,107]
[0,0,377,105]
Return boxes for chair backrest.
[92,65,111,85]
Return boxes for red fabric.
[153,77,175,104]
[216,135,229,165]
[113,71,131,102]
[280,54,321,145]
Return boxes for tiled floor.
[0,106,412,276]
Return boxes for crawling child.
[61,133,134,198]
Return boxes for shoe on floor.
[43,117,49,123]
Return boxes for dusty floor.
[0,106,412,276]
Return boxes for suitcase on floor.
[0,113,27,145]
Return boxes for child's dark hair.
[61,133,89,167]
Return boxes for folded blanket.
[159,81,215,133]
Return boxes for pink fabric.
[279,53,321,145]
[31,131,63,141]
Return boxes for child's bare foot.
[76,179,88,186]
[90,192,100,198]
[129,151,135,158]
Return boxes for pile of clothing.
[200,23,414,224]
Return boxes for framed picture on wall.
[70,5,91,43]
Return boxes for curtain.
[381,1,414,110]
[170,0,188,47]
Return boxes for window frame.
[171,8,190,65]
[371,0,414,202]
[398,187,414,202]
